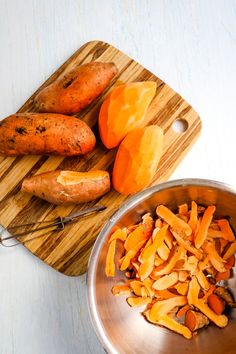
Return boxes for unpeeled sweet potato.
[21,170,110,205]
[0,113,95,156]
[34,62,118,115]
[112,125,164,195]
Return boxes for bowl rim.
[87,178,236,354]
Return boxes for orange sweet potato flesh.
[217,219,235,241]
[207,294,225,315]
[194,206,216,249]
[99,81,157,148]
[105,239,116,277]
[185,310,209,332]
[203,241,226,272]
[176,304,191,318]
[225,255,235,269]
[34,62,118,115]
[223,240,236,260]
[127,296,152,307]
[139,226,168,280]
[161,315,192,339]
[106,201,235,340]
[21,170,110,205]
[124,225,148,251]
[153,272,178,290]
[111,284,131,296]
[188,201,198,236]
[109,228,127,243]
[0,113,96,156]
[194,299,228,327]
[156,205,192,237]
[112,125,164,195]
[149,296,187,321]
[215,270,231,282]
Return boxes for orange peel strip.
[194,206,216,249]
[105,239,116,277]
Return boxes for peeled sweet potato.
[99,81,157,148]
[112,125,164,195]
[0,113,95,156]
[21,170,110,205]
[34,62,118,115]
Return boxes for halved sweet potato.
[112,125,164,195]
[99,81,157,148]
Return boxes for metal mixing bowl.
[87,179,236,354]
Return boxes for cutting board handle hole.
[172,118,188,133]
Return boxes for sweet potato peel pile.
[105,202,236,339]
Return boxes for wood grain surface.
[0,40,201,276]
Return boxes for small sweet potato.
[21,170,110,205]
[207,293,225,315]
[0,113,95,156]
[185,310,209,332]
[34,62,118,115]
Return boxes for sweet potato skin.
[34,62,118,115]
[0,113,96,156]
[21,170,110,205]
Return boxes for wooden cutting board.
[0,40,201,276]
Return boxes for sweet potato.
[185,310,209,332]
[34,62,118,115]
[194,206,216,249]
[153,244,185,276]
[99,81,157,148]
[105,239,116,277]
[112,125,164,195]
[111,284,131,296]
[0,113,95,156]
[152,272,178,290]
[223,240,236,260]
[214,286,234,304]
[149,296,187,321]
[144,310,192,339]
[215,269,231,282]
[176,304,191,318]
[194,299,228,327]
[207,293,225,315]
[203,240,226,273]
[127,296,152,307]
[139,226,169,280]
[21,170,110,205]
[225,255,235,269]
[217,219,235,241]
[156,205,192,237]
[188,201,198,236]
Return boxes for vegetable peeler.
[0,205,106,247]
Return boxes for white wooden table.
[0,1,236,353]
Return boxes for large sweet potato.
[34,62,118,115]
[21,170,110,205]
[0,113,96,156]
[99,81,157,148]
[112,125,164,195]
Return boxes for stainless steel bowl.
[87,179,236,354]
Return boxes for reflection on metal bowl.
[87,179,236,354]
